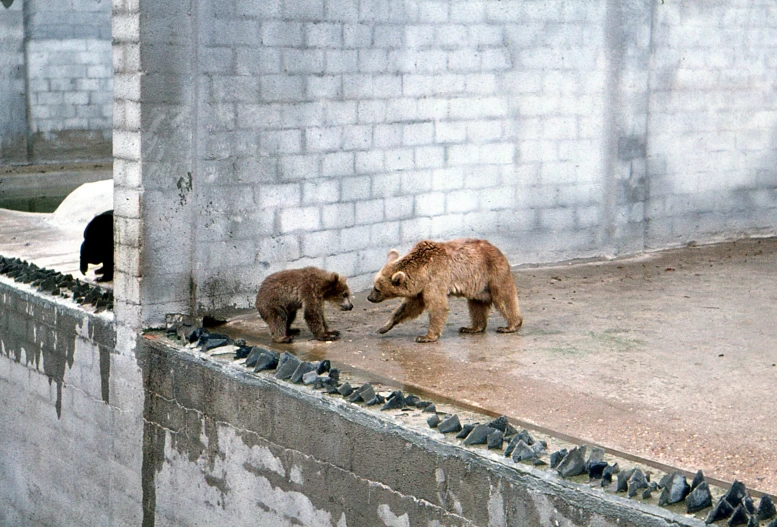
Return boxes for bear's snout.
[341,299,353,311]
[367,289,383,303]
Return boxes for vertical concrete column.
[599,0,652,255]
[113,0,196,353]
[0,1,28,163]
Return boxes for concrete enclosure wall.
[111,0,777,326]
[0,0,113,164]
[0,280,143,526]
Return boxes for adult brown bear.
[367,239,522,343]
[256,267,353,343]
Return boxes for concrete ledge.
[140,335,706,526]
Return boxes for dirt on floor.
[215,237,777,496]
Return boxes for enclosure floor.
[218,237,777,495]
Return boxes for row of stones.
[175,327,776,527]
[0,256,113,312]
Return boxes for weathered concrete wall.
[0,279,143,526]
[645,2,777,247]
[138,337,703,527]
[0,1,27,163]
[112,0,777,326]
[0,0,113,164]
[1,276,708,526]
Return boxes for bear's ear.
[390,271,406,287]
[329,272,340,284]
[386,249,400,263]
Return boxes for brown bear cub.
[256,267,353,343]
[367,238,522,343]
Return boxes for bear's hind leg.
[378,296,425,334]
[491,281,523,333]
[460,300,489,333]
[285,308,301,336]
[264,308,294,343]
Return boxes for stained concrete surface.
[217,237,777,496]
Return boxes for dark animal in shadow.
[80,210,114,282]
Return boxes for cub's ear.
[329,272,340,284]
[386,249,400,263]
[390,271,406,287]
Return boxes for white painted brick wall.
[114,0,777,319]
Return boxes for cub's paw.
[459,326,485,334]
[496,326,517,334]
[273,336,294,344]
[318,332,341,341]
[377,324,393,334]
[287,328,301,336]
[415,335,438,343]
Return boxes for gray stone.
[705,498,735,524]
[486,429,503,450]
[627,469,648,498]
[456,423,477,440]
[254,349,280,372]
[657,471,689,506]
[617,468,636,493]
[723,481,748,508]
[301,371,319,385]
[437,415,462,434]
[549,449,568,469]
[463,424,494,446]
[427,414,440,428]
[686,481,712,514]
[727,504,750,527]
[487,415,508,432]
[290,361,317,384]
[691,469,705,491]
[510,440,535,462]
[758,495,776,521]
[275,352,300,379]
[556,446,587,478]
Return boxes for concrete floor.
[219,238,777,496]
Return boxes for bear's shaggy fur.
[367,238,522,343]
[80,210,114,282]
[256,267,353,343]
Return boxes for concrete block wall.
[646,1,777,247]
[0,280,143,526]
[0,0,113,163]
[0,2,27,163]
[117,0,777,327]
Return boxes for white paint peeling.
[377,504,410,527]
[154,425,337,527]
[487,481,506,527]
[290,465,304,485]
[246,444,286,478]
[435,468,445,484]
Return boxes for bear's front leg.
[378,296,425,334]
[417,293,448,343]
[304,307,340,341]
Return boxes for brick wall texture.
[0,0,112,163]
[112,0,777,326]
